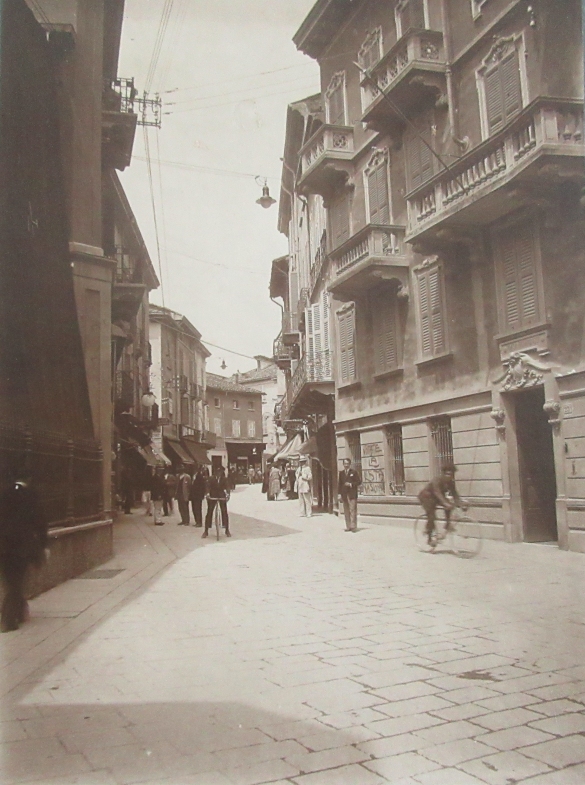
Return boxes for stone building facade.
[290,0,584,550]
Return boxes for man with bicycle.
[418,462,467,546]
[202,465,231,538]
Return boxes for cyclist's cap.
[442,462,457,472]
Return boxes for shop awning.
[151,443,171,466]
[164,438,195,465]
[182,438,211,465]
[298,435,317,456]
[137,445,159,467]
[272,433,304,462]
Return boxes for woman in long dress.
[268,464,281,501]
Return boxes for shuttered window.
[496,222,541,332]
[367,164,390,225]
[308,294,333,382]
[417,263,447,358]
[429,417,454,475]
[484,48,522,135]
[399,0,426,35]
[338,305,357,384]
[406,126,434,191]
[327,80,346,125]
[372,291,399,374]
[329,191,350,249]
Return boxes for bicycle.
[208,497,226,541]
[414,506,483,558]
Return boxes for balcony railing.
[280,351,334,422]
[114,370,134,408]
[103,77,137,114]
[332,225,405,276]
[361,30,445,128]
[406,99,584,241]
[102,77,138,170]
[298,124,355,195]
[273,333,295,369]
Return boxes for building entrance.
[514,387,558,542]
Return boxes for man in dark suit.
[202,466,231,538]
[190,465,207,527]
[338,458,361,532]
[175,465,192,525]
[0,475,48,632]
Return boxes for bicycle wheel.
[451,510,482,558]
[414,516,437,552]
[214,504,221,541]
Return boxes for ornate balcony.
[297,124,354,197]
[273,333,296,371]
[281,352,334,421]
[102,77,138,170]
[406,99,584,244]
[329,224,410,300]
[361,30,446,132]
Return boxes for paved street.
[2,486,585,785]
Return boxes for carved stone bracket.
[543,400,561,430]
[490,408,506,434]
[494,352,549,392]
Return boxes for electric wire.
[143,126,166,306]
[166,80,319,115]
[165,246,266,278]
[164,62,316,95]
[155,130,171,296]
[133,156,279,182]
[153,0,189,94]
[166,73,320,106]
[145,0,174,93]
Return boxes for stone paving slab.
[1,486,585,784]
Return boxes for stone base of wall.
[23,519,113,599]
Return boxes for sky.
[118,0,320,375]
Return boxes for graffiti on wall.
[359,441,385,496]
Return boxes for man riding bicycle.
[202,466,231,538]
[418,463,467,545]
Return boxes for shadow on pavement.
[3,700,364,784]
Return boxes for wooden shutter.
[429,267,446,354]
[368,165,390,225]
[306,304,315,374]
[338,306,356,383]
[374,294,398,373]
[330,192,350,249]
[485,49,521,135]
[418,265,445,357]
[401,0,425,33]
[501,50,522,122]
[328,83,345,125]
[322,291,332,377]
[498,223,539,331]
[407,128,433,191]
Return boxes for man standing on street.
[175,465,192,526]
[190,465,207,527]
[338,458,361,531]
[296,457,313,518]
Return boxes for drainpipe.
[440,0,470,152]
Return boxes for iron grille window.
[429,417,454,475]
[347,432,362,473]
[386,426,405,495]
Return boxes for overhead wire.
[143,126,166,306]
[155,131,171,296]
[164,62,316,95]
[133,156,280,182]
[166,74,322,107]
[166,81,319,115]
[153,0,189,94]
[165,246,266,278]
[145,0,174,93]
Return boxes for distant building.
[206,374,265,479]
[149,307,213,470]
[233,357,284,463]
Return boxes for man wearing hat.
[418,462,466,545]
[338,457,361,532]
[296,457,313,518]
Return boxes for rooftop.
[206,373,263,395]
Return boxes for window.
[386,427,405,495]
[365,150,390,225]
[232,399,239,410]
[397,0,426,37]
[358,27,382,72]
[325,71,346,125]
[306,291,332,382]
[479,37,524,138]
[347,432,362,472]
[415,258,447,359]
[405,123,434,192]
[247,420,256,438]
[214,417,222,436]
[329,190,350,250]
[494,221,542,333]
[337,304,357,384]
[371,289,400,375]
[429,417,454,475]
[231,419,241,437]
[214,397,220,408]
[248,401,255,411]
